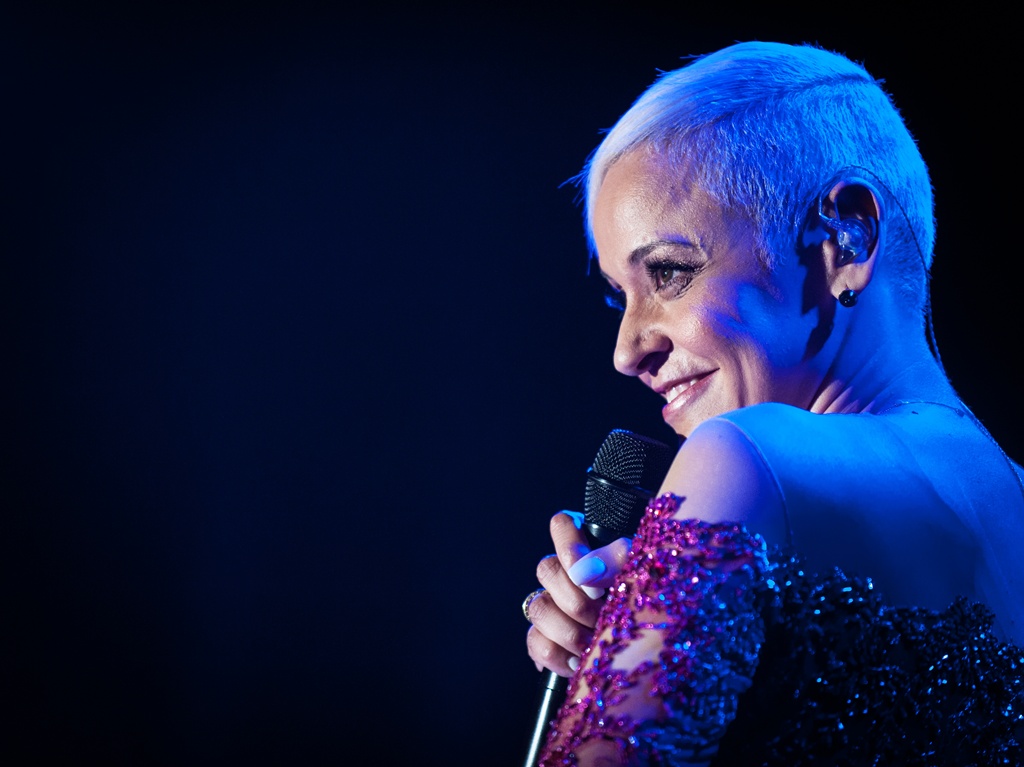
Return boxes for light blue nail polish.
[568,556,606,585]
[562,510,585,529]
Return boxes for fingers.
[546,511,601,597]
[526,624,581,678]
[526,511,633,676]
[535,554,603,627]
[550,511,591,572]
[529,545,602,675]
[566,537,632,591]
[525,588,590,677]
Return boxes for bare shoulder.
[657,403,1023,642]
[658,408,792,549]
[691,404,1024,628]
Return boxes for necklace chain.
[876,399,959,414]
[877,399,1024,506]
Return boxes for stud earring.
[838,289,858,307]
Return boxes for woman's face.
[593,150,826,437]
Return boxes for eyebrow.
[632,238,699,264]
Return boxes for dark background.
[6,4,1018,765]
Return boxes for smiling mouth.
[662,375,709,404]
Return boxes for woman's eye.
[654,267,675,288]
[650,262,696,291]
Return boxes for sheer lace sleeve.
[538,493,769,767]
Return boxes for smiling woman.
[595,151,822,438]
[523,41,1024,766]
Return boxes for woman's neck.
[808,338,958,416]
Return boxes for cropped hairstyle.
[577,41,936,308]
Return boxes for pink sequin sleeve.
[538,493,769,767]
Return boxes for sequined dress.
[538,494,1024,767]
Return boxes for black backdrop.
[6,5,1019,766]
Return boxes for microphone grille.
[584,429,675,538]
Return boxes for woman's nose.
[613,303,671,377]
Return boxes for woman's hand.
[525,510,632,676]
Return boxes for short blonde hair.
[576,41,934,306]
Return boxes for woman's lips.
[659,371,715,424]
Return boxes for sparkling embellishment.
[536,493,1024,766]
[538,493,767,766]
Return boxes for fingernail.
[562,510,585,530]
[567,656,580,672]
[535,661,543,673]
[568,556,606,586]
[581,585,606,599]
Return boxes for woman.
[524,41,1024,766]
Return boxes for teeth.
[665,377,700,404]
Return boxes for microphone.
[521,429,676,767]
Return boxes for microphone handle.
[521,520,625,767]
[521,671,567,767]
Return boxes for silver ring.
[522,588,545,623]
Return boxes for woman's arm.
[538,495,768,766]
[537,419,788,767]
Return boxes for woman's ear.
[817,179,883,302]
